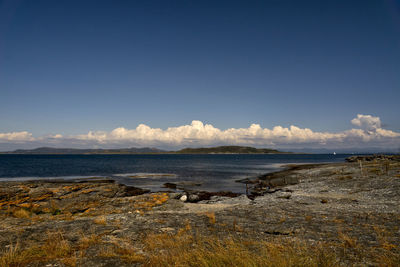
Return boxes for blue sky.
[0,0,399,151]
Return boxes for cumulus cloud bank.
[0,131,34,142]
[351,114,381,132]
[1,114,399,151]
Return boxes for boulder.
[179,194,188,202]
[188,194,200,202]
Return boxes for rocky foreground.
[0,156,399,266]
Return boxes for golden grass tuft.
[99,242,144,263]
[0,243,23,267]
[78,233,102,250]
[12,208,31,219]
[61,255,77,267]
[375,252,400,267]
[42,231,72,259]
[0,231,75,267]
[93,215,107,225]
[338,232,357,248]
[332,218,344,224]
[305,215,313,222]
[113,244,144,263]
[142,228,339,267]
[204,212,216,224]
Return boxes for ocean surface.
[0,154,351,193]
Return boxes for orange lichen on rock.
[18,203,40,209]
[152,193,169,205]
[81,188,97,194]
[62,184,87,192]
[0,196,30,208]
[133,193,169,212]
[32,193,53,202]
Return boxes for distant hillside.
[2,146,288,154]
[176,146,285,154]
[5,147,166,154]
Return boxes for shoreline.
[0,158,399,266]
[0,162,333,194]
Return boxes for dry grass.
[373,225,398,252]
[112,244,144,263]
[232,219,243,232]
[305,215,313,222]
[332,218,344,224]
[78,233,102,250]
[42,231,73,260]
[338,232,357,248]
[1,226,399,266]
[204,212,216,224]
[99,242,144,263]
[142,229,339,267]
[93,215,107,225]
[0,231,75,267]
[12,208,31,219]
[375,252,400,267]
[0,243,22,267]
[0,229,141,266]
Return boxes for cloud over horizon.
[1,114,399,152]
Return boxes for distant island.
[176,146,286,154]
[1,146,287,154]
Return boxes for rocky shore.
[0,156,399,266]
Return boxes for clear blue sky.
[0,0,399,138]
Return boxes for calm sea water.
[0,154,350,193]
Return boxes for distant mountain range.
[3,147,166,154]
[2,146,287,154]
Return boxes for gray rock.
[188,194,200,202]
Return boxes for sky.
[0,0,399,152]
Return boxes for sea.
[0,154,351,193]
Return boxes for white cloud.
[0,114,399,151]
[0,131,34,142]
[351,114,381,131]
[68,115,399,149]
